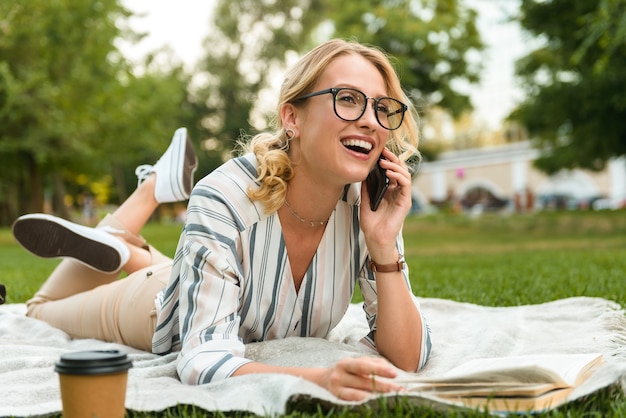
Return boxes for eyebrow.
[330,84,390,98]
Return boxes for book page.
[406,366,567,387]
[445,387,576,413]
[411,383,556,398]
[399,353,603,389]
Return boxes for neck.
[284,199,329,227]
[280,182,344,229]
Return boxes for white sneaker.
[12,214,130,273]
[135,127,198,203]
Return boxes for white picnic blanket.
[1,296,625,417]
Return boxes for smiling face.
[286,53,391,188]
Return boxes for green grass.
[402,210,626,307]
[1,210,625,417]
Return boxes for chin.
[348,172,370,184]
[335,160,371,184]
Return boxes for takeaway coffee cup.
[55,349,133,418]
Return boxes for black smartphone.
[365,156,390,211]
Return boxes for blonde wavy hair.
[243,38,420,213]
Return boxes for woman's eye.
[337,92,359,105]
[376,104,389,114]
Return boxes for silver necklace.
[284,200,329,227]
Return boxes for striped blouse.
[152,153,432,385]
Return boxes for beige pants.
[26,215,172,352]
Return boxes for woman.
[13,39,431,401]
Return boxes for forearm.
[232,362,325,383]
[360,150,425,369]
[372,270,424,371]
[232,356,404,401]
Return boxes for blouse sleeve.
[172,183,253,385]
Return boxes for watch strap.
[369,257,404,273]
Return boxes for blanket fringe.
[601,303,626,361]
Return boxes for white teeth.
[341,139,372,151]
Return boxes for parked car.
[592,197,626,211]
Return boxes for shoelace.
[135,164,155,187]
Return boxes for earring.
[283,128,295,151]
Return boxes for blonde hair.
[244,38,420,213]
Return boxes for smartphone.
[365,156,390,211]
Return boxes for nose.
[358,98,378,129]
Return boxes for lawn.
[1,210,625,417]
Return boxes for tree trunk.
[26,153,44,213]
[113,163,128,204]
[52,172,71,220]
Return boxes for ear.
[280,103,299,136]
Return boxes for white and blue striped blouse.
[152,153,431,385]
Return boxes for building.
[412,141,626,212]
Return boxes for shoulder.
[202,154,258,184]
[188,154,267,230]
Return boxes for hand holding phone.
[365,156,390,211]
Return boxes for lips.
[340,138,373,154]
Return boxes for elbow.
[376,332,431,372]
[389,352,422,372]
[376,341,422,372]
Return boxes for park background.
[1,0,625,224]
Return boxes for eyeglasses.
[293,87,407,130]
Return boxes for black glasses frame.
[293,87,407,130]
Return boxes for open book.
[399,353,603,413]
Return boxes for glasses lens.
[331,88,406,130]
[376,98,405,130]
[333,89,367,121]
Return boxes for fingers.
[379,152,410,186]
[376,158,412,211]
[341,356,397,378]
[329,357,405,401]
[337,386,378,402]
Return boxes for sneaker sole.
[170,127,198,199]
[12,215,125,273]
[182,133,198,196]
[155,128,198,203]
[166,130,186,201]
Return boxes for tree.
[0,0,131,220]
[0,0,191,224]
[511,0,626,174]
[573,0,626,74]
[190,0,483,170]
[324,0,484,118]
[187,0,326,176]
